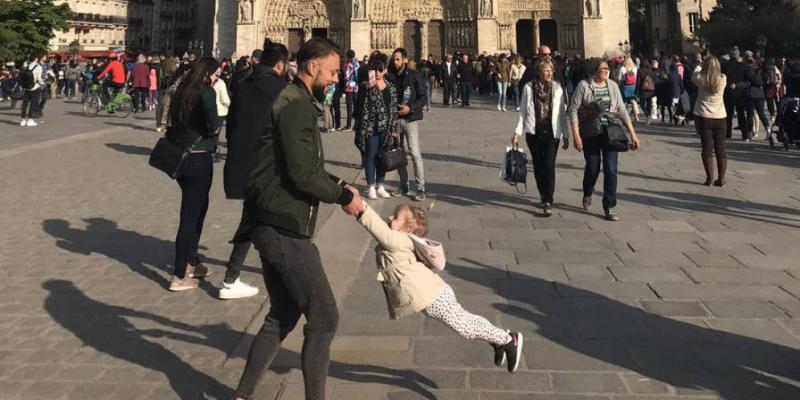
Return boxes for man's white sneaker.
[367,185,378,200]
[497,105,502,111]
[27,119,38,127]
[20,119,27,127]
[376,185,391,198]
[219,278,259,300]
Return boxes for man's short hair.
[347,49,356,59]
[297,38,341,72]
[393,48,408,59]
[261,39,289,68]
[251,49,263,59]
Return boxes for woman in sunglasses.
[568,58,641,221]
[353,52,400,200]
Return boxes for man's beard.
[312,82,326,103]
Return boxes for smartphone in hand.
[368,70,375,81]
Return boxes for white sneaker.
[20,119,27,127]
[502,107,508,112]
[376,185,391,198]
[219,278,259,300]
[367,185,378,200]
[516,107,520,111]
[27,119,38,127]
[497,105,502,111]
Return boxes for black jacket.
[440,61,457,81]
[457,62,474,84]
[224,64,287,199]
[746,66,765,100]
[165,86,219,152]
[721,60,754,99]
[244,80,352,238]
[389,67,426,123]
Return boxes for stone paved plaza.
[1,95,800,400]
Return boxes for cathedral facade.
[210,0,630,60]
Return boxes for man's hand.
[630,135,641,150]
[511,134,520,145]
[342,186,364,216]
[398,105,411,116]
[562,138,569,150]
[573,137,583,152]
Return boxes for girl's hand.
[573,137,583,152]
[511,135,520,145]
[630,136,641,150]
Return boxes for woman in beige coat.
[355,201,524,372]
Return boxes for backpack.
[501,146,527,193]
[409,234,446,272]
[642,74,655,91]
[20,64,37,90]
[624,71,637,86]
[764,66,779,86]
[781,98,800,141]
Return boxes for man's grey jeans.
[397,119,425,192]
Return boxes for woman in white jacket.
[212,71,230,128]
[511,59,569,217]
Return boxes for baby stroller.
[770,97,800,150]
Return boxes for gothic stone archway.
[261,0,347,52]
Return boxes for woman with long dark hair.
[353,52,399,200]
[165,56,221,291]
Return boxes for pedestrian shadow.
[43,279,438,399]
[43,279,236,400]
[41,218,229,296]
[620,188,800,229]
[105,121,152,131]
[105,143,152,155]
[446,259,800,400]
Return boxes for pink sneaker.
[169,275,199,292]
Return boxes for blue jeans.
[460,81,471,105]
[363,134,386,186]
[424,80,432,109]
[497,81,508,108]
[582,138,619,211]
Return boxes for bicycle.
[83,82,133,117]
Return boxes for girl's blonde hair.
[623,57,636,72]
[399,200,436,237]
[698,55,723,92]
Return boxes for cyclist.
[97,52,126,105]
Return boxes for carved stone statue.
[239,0,252,22]
[585,0,599,17]
[353,0,365,19]
[303,25,312,41]
[480,0,492,17]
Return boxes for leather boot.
[702,156,714,186]
[715,157,727,187]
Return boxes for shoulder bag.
[600,112,630,152]
[380,136,408,172]
[148,133,203,179]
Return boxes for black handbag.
[380,136,408,172]
[148,134,202,179]
[601,113,630,152]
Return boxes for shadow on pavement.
[44,279,438,399]
[105,121,153,131]
[105,142,152,155]
[620,188,800,229]
[41,218,229,296]
[446,259,800,400]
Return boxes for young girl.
[355,201,524,372]
[322,82,336,132]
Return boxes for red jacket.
[98,60,126,84]
[132,62,150,88]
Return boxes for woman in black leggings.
[691,55,728,186]
[165,57,221,291]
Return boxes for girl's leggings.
[423,284,510,346]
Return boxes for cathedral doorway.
[288,29,303,54]
[539,19,558,51]
[312,28,328,39]
[428,20,445,61]
[516,20,535,57]
[402,20,422,61]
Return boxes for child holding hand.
[354,201,524,372]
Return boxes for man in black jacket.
[456,53,474,107]
[440,53,457,106]
[722,48,755,140]
[220,40,289,300]
[232,38,362,400]
[389,48,428,201]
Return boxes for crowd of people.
[4,37,800,400]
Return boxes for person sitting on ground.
[352,200,525,373]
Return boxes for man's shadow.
[42,218,234,296]
[447,260,800,400]
[43,280,438,399]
